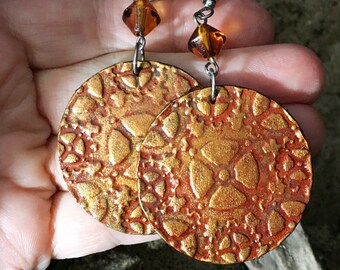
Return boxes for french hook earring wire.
[194,0,220,103]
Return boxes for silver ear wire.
[203,0,216,8]
[194,1,220,103]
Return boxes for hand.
[0,0,324,269]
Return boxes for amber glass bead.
[188,24,226,59]
[123,0,161,36]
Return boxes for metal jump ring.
[205,57,219,103]
[194,6,214,25]
[133,35,146,76]
[205,57,219,76]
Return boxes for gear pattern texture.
[58,61,199,234]
[138,87,312,263]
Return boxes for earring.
[138,0,312,264]
[58,0,199,235]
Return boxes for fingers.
[219,45,325,104]
[36,44,324,133]
[155,44,324,104]
[150,0,275,51]
[0,181,52,270]
[47,137,68,192]
[0,0,274,68]
[52,192,159,259]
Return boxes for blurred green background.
[49,0,340,269]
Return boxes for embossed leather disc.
[58,61,199,234]
[138,87,312,262]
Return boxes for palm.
[0,0,324,269]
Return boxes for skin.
[0,0,324,269]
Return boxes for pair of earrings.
[58,0,312,264]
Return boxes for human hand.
[0,0,324,269]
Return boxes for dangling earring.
[58,0,199,235]
[138,0,312,264]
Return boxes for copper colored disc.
[138,86,312,262]
[58,61,199,234]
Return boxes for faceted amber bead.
[188,24,226,59]
[122,0,161,36]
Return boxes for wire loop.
[205,57,219,103]
[194,6,214,25]
[133,35,146,76]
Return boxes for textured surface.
[139,87,311,263]
[58,61,198,234]
[49,0,340,269]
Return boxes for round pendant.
[138,86,312,262]
[58,61,199,234]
